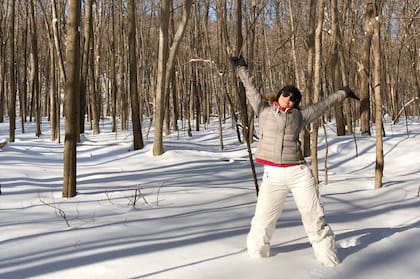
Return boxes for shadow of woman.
[335,219,420,261]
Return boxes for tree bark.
[373,0,385,189]
[154,0,192,156]
[89,2,100,135]
[51,0,67,84]
[0,4,4,123]
[311,0,325,185]
[18,4,28,133]
[128,0,144,150]
[360,0,374,135]
[110,0,117,132]
[330,0,346,136]
[80,0,94,135]
[153,0,170,156]
[29,0,41,137]
[8,0,16,142]
[63,0,82,198]
[302,0,317,158]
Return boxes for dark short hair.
[276,85,302,109]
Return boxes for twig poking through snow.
[130,188,149,208]
[39,197,71,227]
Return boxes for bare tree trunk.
[51,0,66,84]
[0,4,4,123]
[234,0,247,143]
[110,0,117,132]
[118,1,128,131]
[153,0,170,156]
[165,3,175,137]
[154,0,192,156]
[302,0,316,158]
[373,0,385,189]
[337,5,353,136]
[90,1,101,135]
[18,3,28,133]
[247,0,256,144]
[165,0,193,136]
[8,0,16,142]
[49,34,58,141]
[288,0,304,91]
[38,0,60,141]
[193,68,200,132]
[330,0,345,136]
[170,67,178,132]
[63,0,82,198]
[80,0,94,135]
[233,0,259,195]
[311,0,325,185]
[128,0,144,150]
[360,0,374,135]
[29,0,41,137]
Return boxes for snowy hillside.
[0,117,419,279]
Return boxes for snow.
[1,117,419,279]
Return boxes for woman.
[229,55,359,267]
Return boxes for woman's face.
[278,92,296,109]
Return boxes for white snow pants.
[247,164,340,267]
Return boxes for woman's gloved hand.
[340,86,360,100]
[228,55,247,68]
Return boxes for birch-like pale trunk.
[311,0,325,185]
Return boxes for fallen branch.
[393,97,419,124]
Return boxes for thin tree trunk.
[29,0,41,137]
[302,0,316,158]
[18,3,28,132]
[110,0,117,132]
[288,0,304,90]
[170,67,178,132]
[8,0,16,142]
[80,0,94,135]
[63,0,82,198]
[165,0,193,134]
[128,0,144,150]
[51,0,66,84]
[39,1,59,141]
[373,0,385,189]
[330,0,345,136]
[153,0,170,156]
[118,0,128,131]
[234,0,259,195]
[360,0,374,135]
[46,1,61,141]
[49,34,58,141]
[0,4,4,123]
[90,1,101,135]
[311,0,325,185]
[154,0,192,155]
[247,0,256,144]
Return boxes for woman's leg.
[289,165,340,267]
[247,166,290,257]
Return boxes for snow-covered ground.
[0,116,419,279]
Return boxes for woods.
[0,1,419,196]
